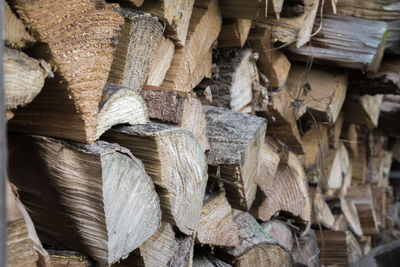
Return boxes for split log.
[107,9,163,91]
[348,57,400,95]
[332,214,348,232]
[4,1,35,49]
[351,143,367,185]
[316,231,362,267]
[291,229,320,267]
[252,151,311,226]
[328,197,363,237]
[218,0,267,20]
[371,186,387,229]
[208,48,258,112]
[9,0,124,143]
[141,87,210,151]
[343,94,383,128]
[161,0,222,92]
[341,123,359,157]
[6,180,51,267]
[168,236,194,267]
[218,19,252,48]
[196,193,240,247]
[49,250,91,267]
[259,88,304,154]
[329,112,344,149]
[103,123,208,235]
[309,186,335,228]
[261,220,294,251]
[257,139,281,192]
[286,64,348,123]
[8,135,161,265]
[247,27,291,89]
[216,212,293,267]
[146,38,175,87]
[287,16,388,72]
[204,105,266,210]
[137,0,194,45]
[4,48,53,115]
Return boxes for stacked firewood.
[4,0,400,266]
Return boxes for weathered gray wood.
[169,236,194,267]
[204,105,267,211]
[8,135,161,265]
[291,229,319,267]
[261,220,294,252]
[103,122,208,235]
[287,16,388,72]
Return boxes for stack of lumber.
[4,0,400,266]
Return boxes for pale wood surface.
[4,2,35,49]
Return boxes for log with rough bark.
[4,1,35,49]
[218,0,267,20]
[208,48,258,112]
[252,151,311,225]
[288,16,388,72]
[247,27,291,89]
[309,186,335,228]
[141,87,210,151]
[291,229,320,267]
[4,48,53,119]
[161,0,222,92]
[146,38,175,87]
[107,9,163,91]
[204,105,266,210]
[103,123,208,235]
[137,0,194,45]
[218,19,252,48]
[8,135,161,265]
[286,64,348,123]
[196,192,239,247]
[343,94,383,128]
[216,212,292,267]
[6,180,51,267]
[261,220,294,252]
[316,231,362,267]
[328,197,363,237]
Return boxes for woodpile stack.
[4,0,400,266]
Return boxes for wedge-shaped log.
[328,197,363,237]
[343,94,383,128]
[350,143,367,185]
[146,38,175,87]
[204,105,266,210]
[208,48,258,112]
[141,87,209,151]
[107,9,163,91]
[161,0,221,92]
[4,1,35,49]
[288,16,388,72]
[286,64,348,123]
[8,135,161,265]
[299,121,329,169]
[216,212,292,267]
[261,220,294,252]
[309,186,335,228]
[4,48,53,119]
[252,151,311,225]
[103,123,208,235]
[196,192,239,247]
[309,148,343,190]
[218,19,252,48]
[137,0,194,45]
[247,27,291,89]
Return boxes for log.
[341,123,359,157]
[287,16,388,72]
[252,151,311,225]
[4,1,35,49]
[218,0,267,20]
[161,0,222,93]
[204,105,266,210]
[247,27,291,89]
[348,57,400,95]
[343,94,383,128]
[4,48,53,114]
[387,20,400,55]
[291,229,320,267]
[8,135,161,265]
[257,139,281,192]
[168,236,194,267]
[146,38,175,87]
[309,186,335,228]
[286,64,348,124]
[329,112,344,149]
[103,123,208,235]
[208,48,258,112]
[137,0,195,45]
[196,192,240,247]
[216,212,293,267]
[218,19,252,48]
[316,231,362,267]
[261,220,294,251]
[107,9,163,91]
[371,186,387,229]
[350,143,367,185]
[328,197,363,237]
[332,214,348,232]
[141,87,210,151]
[6,180,51,267]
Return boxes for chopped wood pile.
[4,0,400,266]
